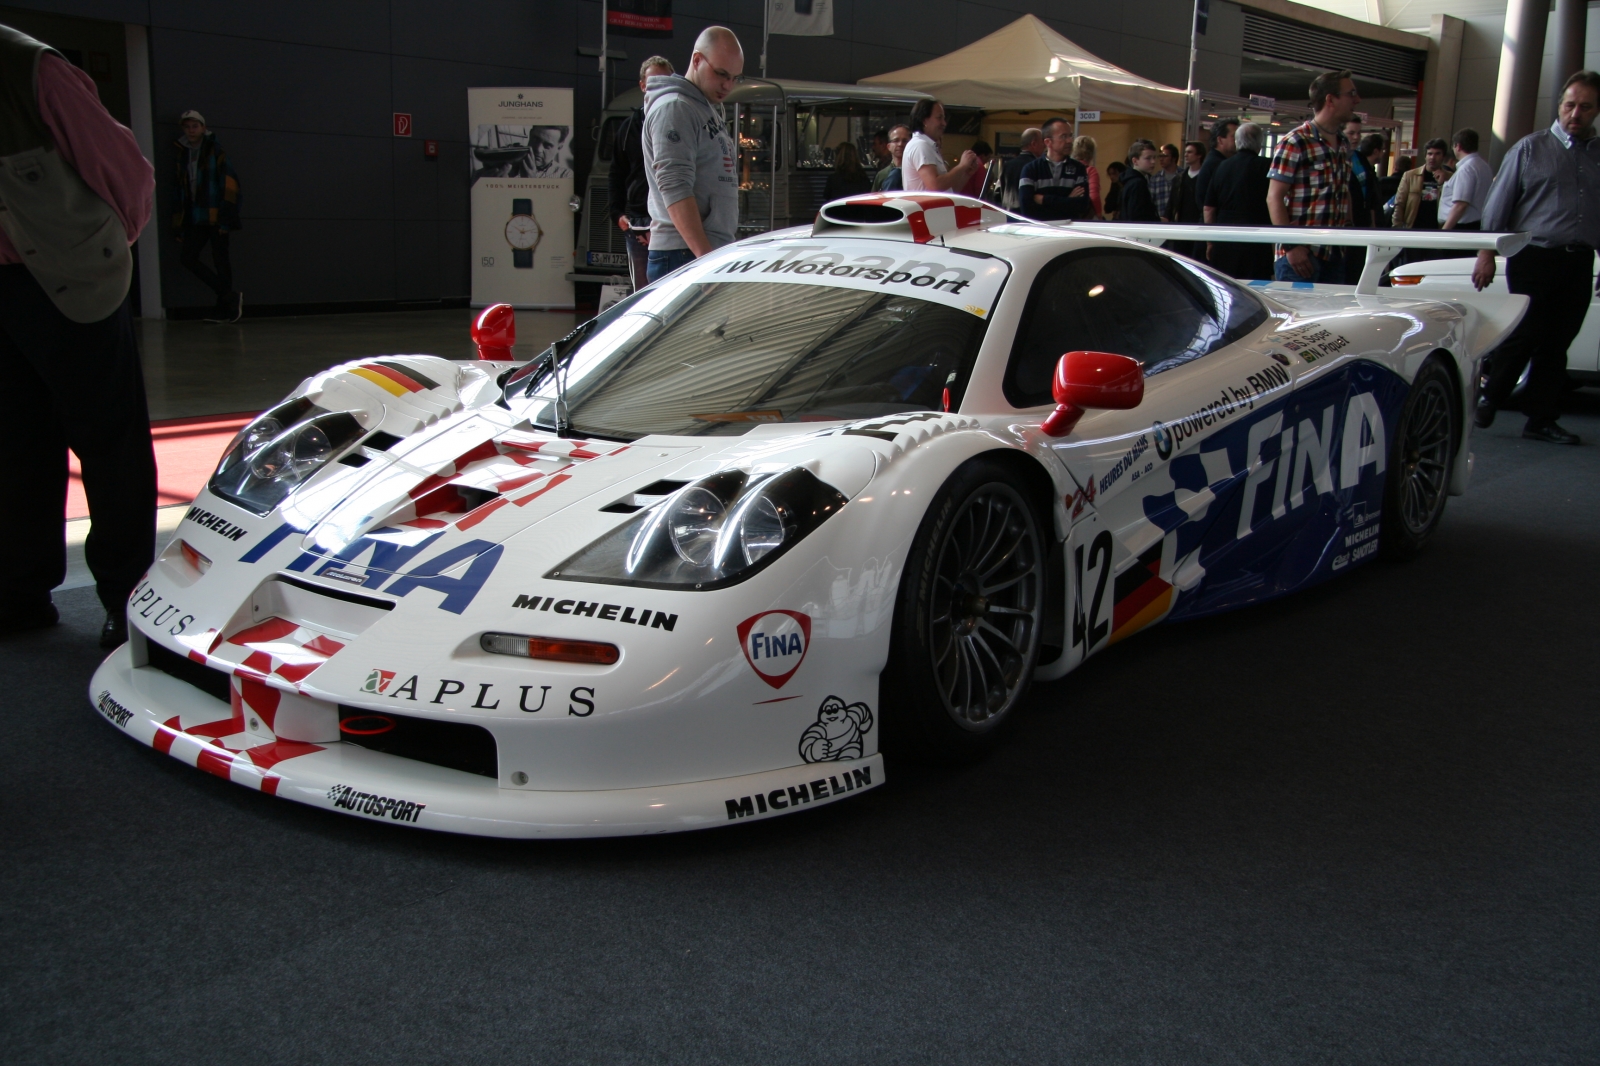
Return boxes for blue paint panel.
[1156,360,1408,621]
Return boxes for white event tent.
[859,14,1189,121]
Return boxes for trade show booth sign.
[468,87,575,309]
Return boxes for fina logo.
[736,610,811,689]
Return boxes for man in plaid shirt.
[1268,69,1360,282]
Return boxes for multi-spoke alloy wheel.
[927,484,1042,726]
[883,460,1047,763]
[1382,359,1458,560]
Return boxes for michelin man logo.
[798,696,874,763]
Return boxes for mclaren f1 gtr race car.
[91,194,1530,838]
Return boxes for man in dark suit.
[1202,121,1273,279]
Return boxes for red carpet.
[66,412,254,520]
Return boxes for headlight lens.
[552,466,849,589]
[210,399,365,515]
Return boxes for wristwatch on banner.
[504,197,542,268]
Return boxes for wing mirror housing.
[1041,350,1145,437]
[472,303,515,361]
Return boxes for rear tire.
[880,459,1047,764]
[1381,358,1457,561]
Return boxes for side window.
[1003,248,1267,407]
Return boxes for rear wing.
[1062,222,1531,296]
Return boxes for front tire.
[881,459,1046,763]
[1381,358,1457,560]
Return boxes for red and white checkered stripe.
[834,192,1007,244]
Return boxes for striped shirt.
[1017,155,1091,221]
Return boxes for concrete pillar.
[1552,0,1589,121]
[1420,15,1465,147]
[1492,0,1551,163]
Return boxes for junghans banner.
[468,87,574,309]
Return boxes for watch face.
[505,215,541,249]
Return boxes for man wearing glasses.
[642,26,743,283]
[1267,69,1360,283]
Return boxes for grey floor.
[5,374,1598,1062]
[138,309,576,420]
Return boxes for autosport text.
[1236,392,1386,540]
[725,765,874,820]
[1099,434,1150,494]
[96,689,133,728]
[1155,362,1292,459]
[183,506,249,542]
[327,784,426,823]
[362,670,595,715]
[127,579,195,635]
[511,593,676,631]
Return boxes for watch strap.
[512,198,533,215]
[513,248,534,268]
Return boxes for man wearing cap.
[173,109,242,321]
[0,23,157,646]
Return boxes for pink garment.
[1085,164,1102,218]
[0,53,153,265]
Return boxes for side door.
[1007,247,1288,674]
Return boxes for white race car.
[91,195,1529,838]
[1390,253,1600,386]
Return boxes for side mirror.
[1041,350,1145,437]
[472,303,515,361]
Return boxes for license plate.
[587,252,627,267]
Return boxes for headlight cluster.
[210,397,366,515]
[551,467,849,589]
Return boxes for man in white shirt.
[1440,127,1491,232]
[901,97,981,193]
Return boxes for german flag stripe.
[356,362,430,393]
[349,366,413,397]
[373,360,440,390]
[1110,584,1173,645]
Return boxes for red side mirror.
[472,303,515,361]
[1041,350,1145,437]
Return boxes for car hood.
[253,358,886,591]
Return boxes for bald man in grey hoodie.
[642,26,742,283]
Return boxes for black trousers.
[179,223,232,301]
[1484,245,1591,422]
[1208,240,1274,281]
[0,265,156,612]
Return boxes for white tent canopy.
[859,14,1189,121]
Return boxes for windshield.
[503,241,1009,439]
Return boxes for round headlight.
[289,423,332,475]
[736,494,786,565]
[242,417,282,455]
[668,486,725,565]
[249,435,295,479]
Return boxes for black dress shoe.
[100,611,128,649]
[1474,396,1496,429]
[1522,418,1581,445]
[0,600,59,638]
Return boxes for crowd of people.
[609,36,1597,446]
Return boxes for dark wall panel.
[149,0,392,53]
[77,0,1247,311]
